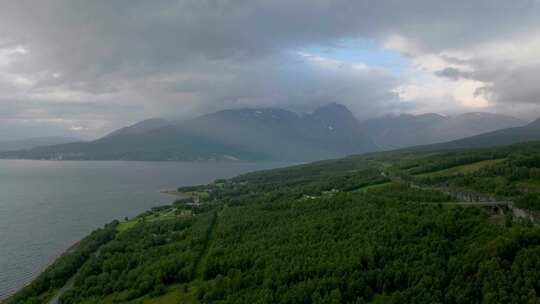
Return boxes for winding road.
[384,170,538,223]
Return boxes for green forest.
[7,142,540,304]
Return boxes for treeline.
[196,185,540,303]
[57,212,216,303]
[402,150,508,175]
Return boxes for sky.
[1,0,540,139]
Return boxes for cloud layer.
[1,0,540,138]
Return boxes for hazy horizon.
[0,104,531,142]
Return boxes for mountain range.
[0,104,376,161]
[360,112,524,150]
[0,104,531,161]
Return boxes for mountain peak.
[526,117,540,128]
[310,103,359,131]
[312,103,355,120]
[313,102,352,115]
[104,118,170,138]
[209,107,299,122]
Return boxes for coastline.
[1,162,287,303]
[0,240,82,303]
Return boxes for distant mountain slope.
[410,117,540,151]
[360,112,524,149]
[0,104,377,161]
[0,137,80,152]
[2,107,525,161]
[103,118,170,138]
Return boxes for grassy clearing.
[116,220,138,232]
[351,182,391,193]
[184,191,210,199]
[162,189,211,200]
[416,158,505,177]
[116,208,192,233]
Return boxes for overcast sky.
[1,0,540,139]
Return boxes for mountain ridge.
[0,104,527,161]
[0,104,376,161]
[407,117,540,151]
[0,136,81,152]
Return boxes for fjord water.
[0,160,289,299]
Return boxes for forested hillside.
[8,142,540,304]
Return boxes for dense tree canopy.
[8,141,540,304]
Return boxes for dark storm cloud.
[478,65,540,105]
[435,68,474,80]
[4,0,538,70]
[0,0,540,137]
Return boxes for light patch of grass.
[116,209,191,233]
[162,189,211,199]
[116,220,139,232]
[417,159,506,177]
[352,182,391,193]
[184,191,210,199]
[146,212,176,223]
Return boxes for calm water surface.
[0,160,289,299]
